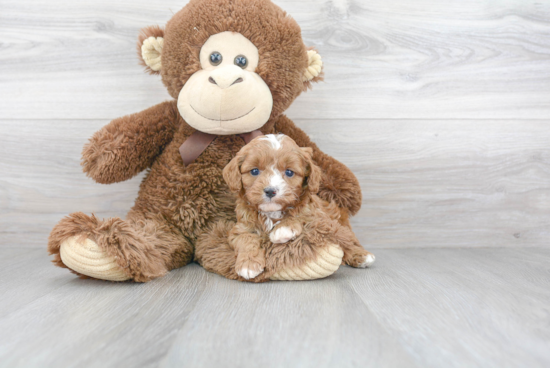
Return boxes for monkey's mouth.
[190,105,256,122]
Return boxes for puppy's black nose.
[264,188,277,198]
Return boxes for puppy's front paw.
[270,226,296,244]
[359,253,375,268]
[236,260,265,280]
[346,252,376,268]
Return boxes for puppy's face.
[223,134,321,212]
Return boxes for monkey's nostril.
[231,77,244,86]
[208,77,217,85]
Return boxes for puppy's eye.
[250,168,260,176]
[285,169,294,177]
[234,55,248,68]
[210,52,223,66]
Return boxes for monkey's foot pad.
[59,236,130,281]
[270,243,344,281]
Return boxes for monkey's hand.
[82,101,177,184]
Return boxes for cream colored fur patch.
[260,134,285,150]
[270,243,343,281]
[141,36,164,71]
[303,50,323,82]
[59,236,130,281]
[177,32,273,135]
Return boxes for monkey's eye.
[285,169,294,178]
[209,52,223,66]
[250,168,260,176]
[234,55,248,68]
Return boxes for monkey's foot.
[270,243,344,281]
[59,236,130,281]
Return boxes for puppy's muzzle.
[264,187,277,199]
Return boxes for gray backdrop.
[1,0,549,248]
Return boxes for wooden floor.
[0,247,549,368]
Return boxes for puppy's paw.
[270,226,296,244]
[346,252,376,268]
[359,253,376,268]
[236,260,265,280]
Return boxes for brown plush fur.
[210,135,371,282]
[48,0,363,282]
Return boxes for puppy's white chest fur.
[260,210,283,231]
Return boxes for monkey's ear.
[137,25,164,74]
[302,49,324,87]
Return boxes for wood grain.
[2,119,549,249]
[0,119,145,247]
[345,248,550,368]
[1,0,549,120]
[302,119,550,248]
[0,248,72,318]
[0,250,209,368]
[159,271,416,368]
[0,248,549,367]
[2,1,549,366]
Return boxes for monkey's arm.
[82,100,178,184]
[274,115,362,215]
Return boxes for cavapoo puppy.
[222,134,375,281]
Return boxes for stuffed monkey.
[48,0,371,282]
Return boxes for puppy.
[222,134,375,281]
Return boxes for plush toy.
[47,0,372,282]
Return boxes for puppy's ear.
[223,154,244,193]
[301,147,322,194]
[306,162,322,194]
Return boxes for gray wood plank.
[302,119,550,248]
[0,119,144,247]
[345,248,550,368]
[1,0,549,120]
[0,248,71,318]
[2,119,549,249]
[1,248,549,367]
[159,274,416,368]
[0,263,209,368]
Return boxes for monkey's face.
[177,32,273,135]
[138,0,324,135]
